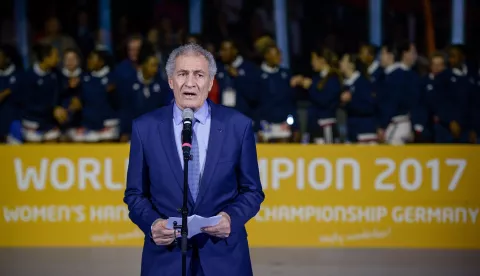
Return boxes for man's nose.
[185,74,195,87]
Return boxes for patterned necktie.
[188,123,200,202]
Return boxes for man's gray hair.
[165,43,217,78]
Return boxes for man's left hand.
[202,212,231,238]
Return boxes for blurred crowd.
[0,5,480,145]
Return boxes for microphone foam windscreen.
[182,108,194,121]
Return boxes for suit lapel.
[158,104,195,205]
[194,101,225,210]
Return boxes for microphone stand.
[174,136,191,276]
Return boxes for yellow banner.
[0,145,479,248]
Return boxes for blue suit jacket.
[124,99,265,276]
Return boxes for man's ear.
[208,77,214,92]
[168,78,174,90]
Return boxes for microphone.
[181,108,194,158]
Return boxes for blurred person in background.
[397,42,421,138]
[118,43,173,142]
[376,43,413,145]
[185,34,202,45]
[358,43,382,83]
[59,48,83,142]
[0,45,21,143]
[291,48,342,144]
[201,38,220,104]
[75,10,95,58]
[411,52,447,143]
[146,28,167,81]
[256,44,299,143]
[471,63,480,144]
[432,45,472,143]
[114,34,143,82]
[39,17,79,60]
[217,38,261,122]
[338,52,377,143]
[158,17,183,52]
[19,44,64,143]
[68,50,119,142]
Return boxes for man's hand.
[227,66,238,77]
[69,97,82,111]
[290,75,303,87]
[69,77,80,88]
[340,91,352,103]
[377,128,385,143]
[469,131,477,144]
[0,88,11,103]
[151,219,176,246]
[301,78,312,89]
[53,106,68,124]
[449,121,461,138]
[119,134,130,143]
[202,212,231,238]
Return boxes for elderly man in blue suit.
[123,43,265,276]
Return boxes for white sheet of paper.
[222,89,236,107]
[166,215,222,239]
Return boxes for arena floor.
[1,248,479,276]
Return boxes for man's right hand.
[449,121,461,138]
[151,219,176,246]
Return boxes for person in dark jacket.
[118,43,173,142]
[339,52,377,143]
[59,48,83,141]
[217,38,261,121]
[291,47,342,144]
[411,52,447,143]
[19,44,65,143]
[376,43,413,144]
[432,45,473,143]
[256,44,299,143]
[0,45,21,143]
[68,50,119,142]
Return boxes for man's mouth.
[183,92,197,97]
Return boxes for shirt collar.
[231,56,244,68]
[261,62,279,73]
[384,62,401,75]
[173,100,210,125]
[91,66,110,78]
[462,64,468,75]
[62,67,82,78]
[367,60,379,75]
[343,71,360,86]
[399,62,410,70]
[320,68,329,77]
[137,70,153,84]
[0,64,15,76]
[34,63,48,76]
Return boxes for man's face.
[0,52,7,69]
[46,18,60,35]
[265,47,282,66]
[219,41,237,64]
[431,56,445,74]
[359,46,373,64]
[448,48,463,68]
[46,48,60,68]
[380,47,393,67]
[128,39,142,62]
[142,56,159,79]
[63,52,79,71]
[403,44,418,67]
[168,54,213,111]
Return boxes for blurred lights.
[286,115,294,126]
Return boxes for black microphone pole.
[176,110,193,276]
